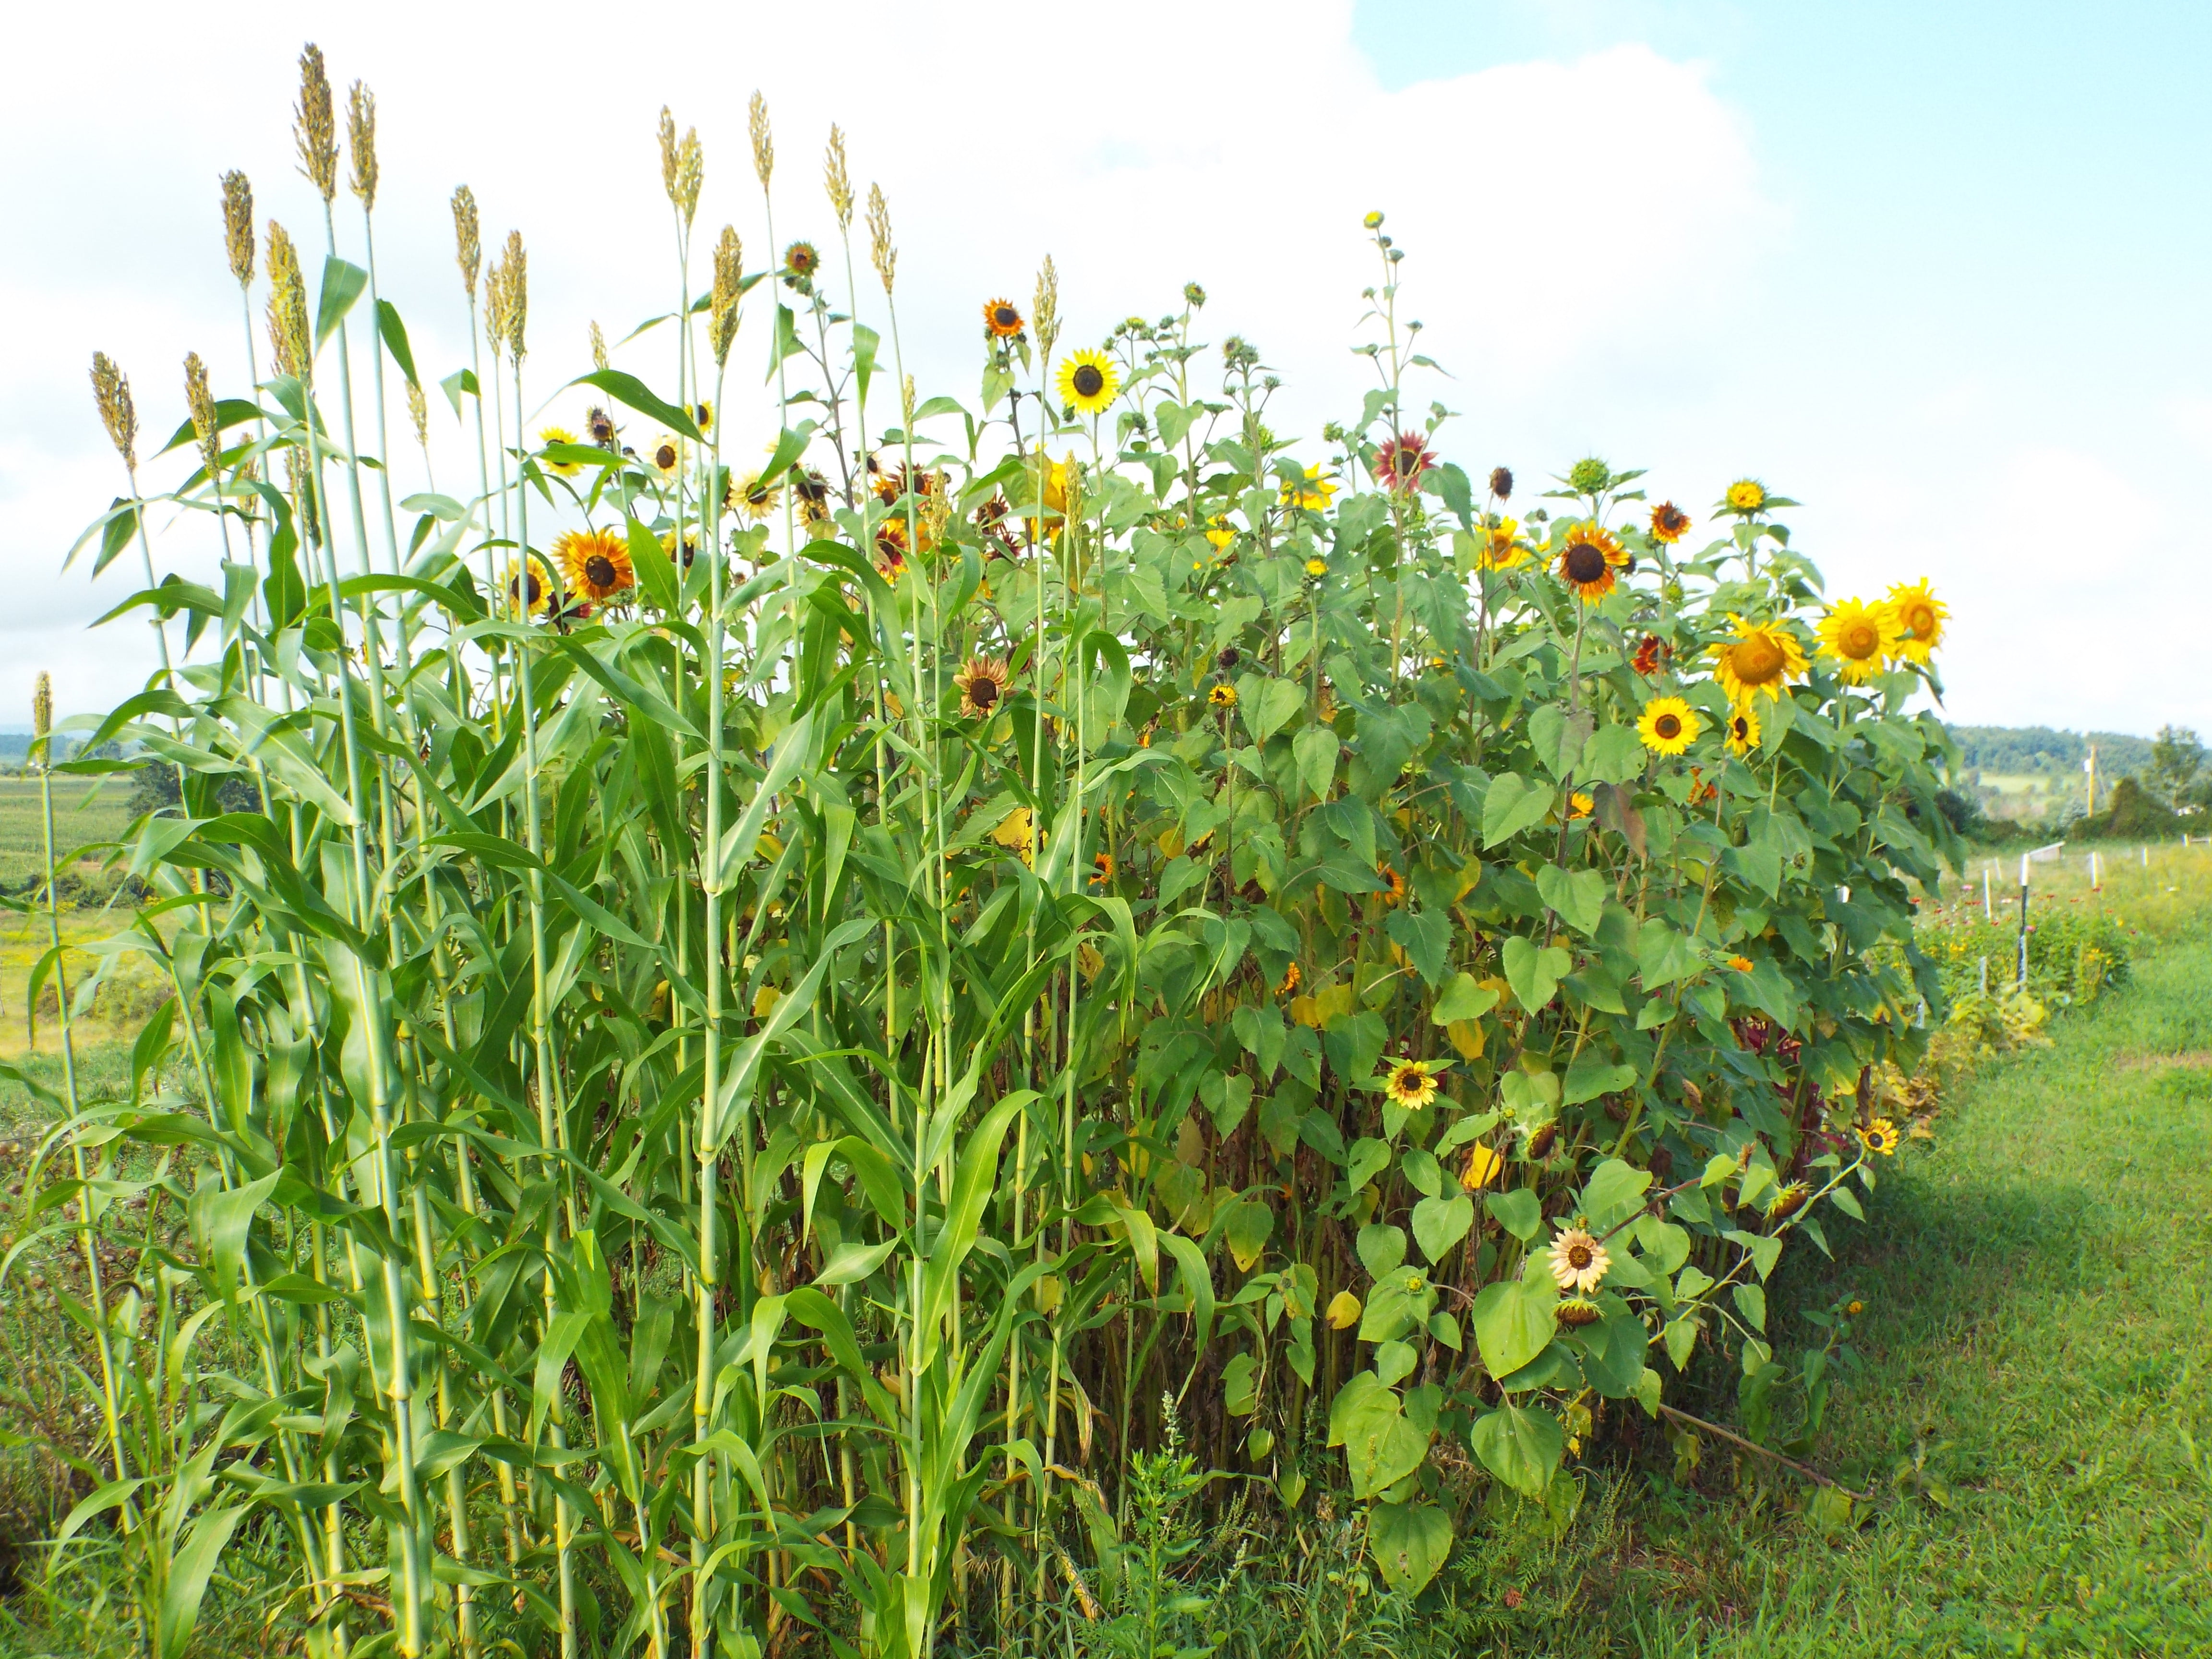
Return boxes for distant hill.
[1946,725,2157,779]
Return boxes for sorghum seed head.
[711,226,743,369]
[589,321,608,373]
[748,91,774,190]
[824,125,854,228]
[220,171,254,288]
[184,351,221,480]
[1034,254,1060,356]
[294,44,338,203]
[346,80,377,208]
[866,183,895,294]
[32,673,53,745]
[451,185,481,295]
[503,230,527,361]
[90,352,137,469]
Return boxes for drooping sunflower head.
[1817,597,1903,685]
[1382,1058,1440,1112]
[1478,516,1527,572]
[1056,348,1119,417]
[1556,1296,1602,1329]
[1373,430,1438,493]
[730,470,780,521]
[953,656,1009,720]
[648,435,681,478]
[539,426,581,476]
[1207,682,1238,709]
[1547,1226,1611,1293]
[554,528,635,602]
[506,555,554,619]
[1637,695,1699,756]
[1377,864,1406,907]
[982,297,1024,339]
[1568,790,1594,819]
[585,405,617,449]
[1723,477,1767,514]
[1649,501,1691,543]
[1557,521,1628,601]
[791,467,832,524]
[1709,615,1809,705]
[1282,464,1338,511]
[1489,465,1514,500]
[1764,1179,1809,1221]
[1724,704,1761,756]
[1885,579,1948,663]
[1859,1118,1901,1157]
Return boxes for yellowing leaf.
[1157,824,1186,858]
[1445,1018,1486,1059]
[1327,1289,1363,1329]
[1289,995,1323,1028]
[990,807,1035,864]
[1461,1143,1503,1190]
[752,985,782,1018]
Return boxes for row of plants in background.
[2,44,1965,1659]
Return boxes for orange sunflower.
[982,297,1024,339]
[1556,522,1628,602]
[554,529,635,603]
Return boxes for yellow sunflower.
[1282,465,1338,511]
[1648,501,1692,543]
[1208,683,1238,709]
[1376,864,1406,907]
[1547,1227,1611,1293]
[1556,521,1627,602]
[1568,790,1594,818]
[1478,516,1528,572]
[1724,704,1760,755]
[1056,349,1119,416]
[1204,515,1237,550]
[539,426,582,477]
[953,657,1009,719]
[648,435,681,478]
[554,529,635,602]
[1637,695,1699,756]
[730,471,780,521]
[1724,478,1767,513]
[1089,851,1116,887]
[1304,556,1329,579]
[1885,578,1948,663]
[692,399,714,436]
[1728,955,1755,973]
[791,468,832,525]
[1382,1058,1441,1112]
[1817,597,1902,685]
[1709,615,1809,706]
[982,297,1024,339]
[506,555,554,620]
[1859,1118,1900,1157]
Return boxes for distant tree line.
[1946,725,2158,777]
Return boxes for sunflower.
[1376,864,1406,907]
[585,406,617,450]
[539,426,581,477]
[1208,683,1238,709]
[1089,850,1116,886]
[1631,634,1665,676]
[1282,465,1337,511]
[1649,501,1691,543]
[1728,955,1754,973]
[1885,578,1948,663]
[1637,695,1699,756]
[658,528,697,569]
[1305,556,1329,579]
[1557,1296,1602,1328]
[505,555,554,620]
[1817,597,1902,685]
[1204,515,1237,550]
[1765,1179,1809,1221]
[554,529,635,602]
[1859,1118,1901,1157]
[648,435,681,478]
[1056,349,1119,416]
[982,297,1024,339]
[730,471,780,521]
[1556,521,1628,602]
[1275,962,1302,997]
[1709,615,1809,705]
[1568,790,1594,818]
[953,657,1009,719]
[1723,478,1767,514]
[1724,705,1760,756]
[873,518,909,580]
[1547,1227,1611,1293]
[1372,430,1438,493]
[1525,1120,1558,1160]
[692,400,714,437]
[1489,465,1514,499]
[1477,516,1528,572]
[791,468,832,525]
[1382,1058,1441,1112]
[782,241,820,283]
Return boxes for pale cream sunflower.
[1548,1226,1611,1293]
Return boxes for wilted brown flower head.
[221,171,254,287]
[295,44,338,203]
[1489,466,1513,500]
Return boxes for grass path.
[1611,933,2212,1656]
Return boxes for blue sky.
[3,0,2206,736]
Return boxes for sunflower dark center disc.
[656,446,675,468]
[1071,364,1105,398]
[1655,714,1681,740]
[1737,639,1782,680]
[1564,544,1607,583]
[994,307,1018,328]
[971,680,998,709]
[585,556,616,588]
[1845,624,1878,656]
[1568,1244,1593,1269]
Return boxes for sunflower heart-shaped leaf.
[1481,773,1554,847]
[1368,1499,1454,1597]
[1725,830,1784,899]
[1563,1054,1636,1106]
[1485,1189,1543,1243]
[1528,705,1591,781]
[1222,1352,1260,1416]
[1472,1276,1557,1381]
[1582,722,1647,785]
[1733,1282,1768,1333]
[1431,972,1501,1026]
[1400,1147,1443,1199]
[1537,866,1607,936]
[1293,724,1340,802]
[1579,1159,1654,1233]
[1356,1223,1408,1282]
[1225,1200,1274,1273]
[1385,909,1452,986]
[1237,674,1304,745]
[1502,936,1572,1012]
[1469,1403,1564,1499]
[1411,1194,1474,1264]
